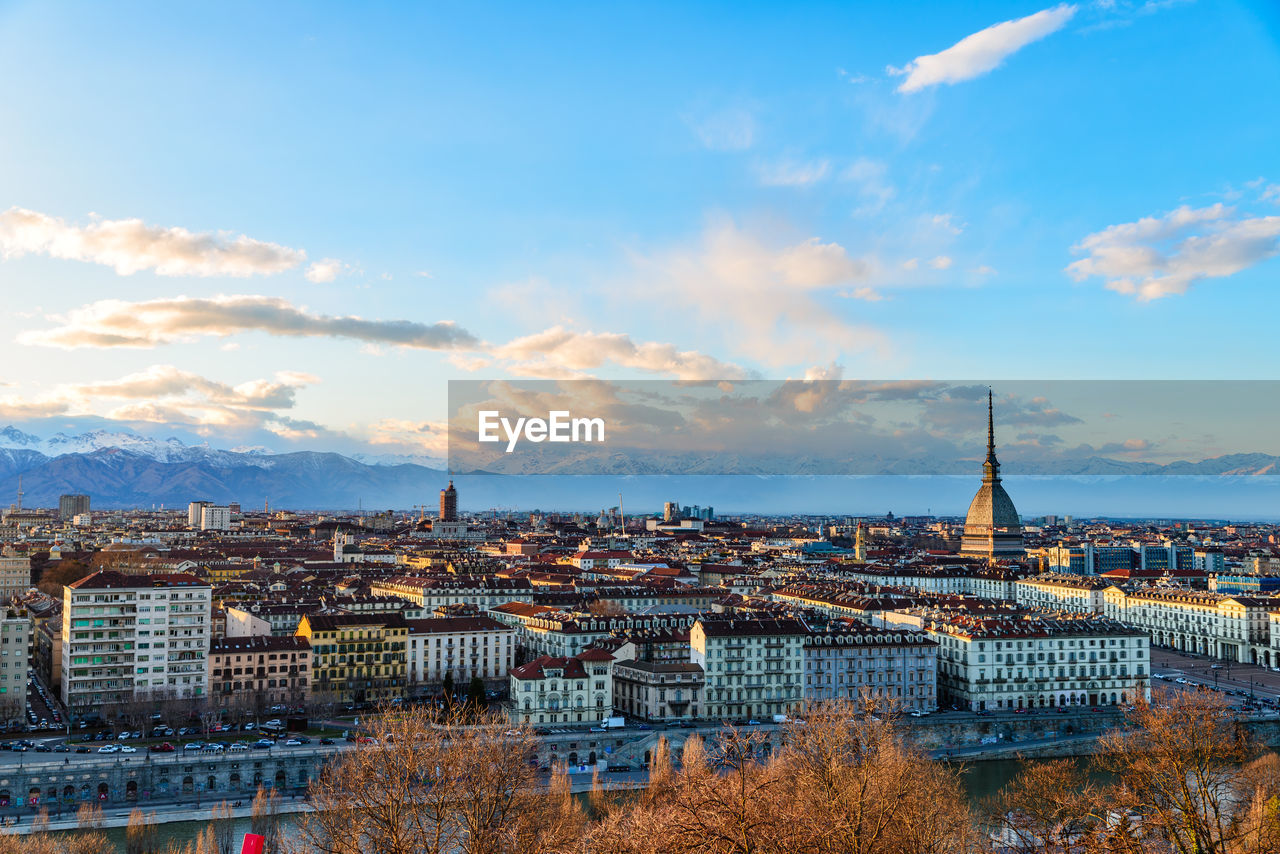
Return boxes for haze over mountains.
[4,426,1280,516]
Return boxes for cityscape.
[2,0,1280,851]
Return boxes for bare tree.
[296,704,576,854]
[1097,690,1255,854]
[208,801,237,854]
[250,785,283,854]
[125,809,160,854]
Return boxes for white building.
[1103,585,1274,665]
[406,616,515,691]
[61,571,212,714]
[0,609,29,724]
[692,616,806,722]
[200,505,231,532]
[925,613,1150,712]
[509,649,614,727]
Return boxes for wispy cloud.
[690,106,757,151]
[0,207,306,277]
[1067,203,1280,300]
[305,258,350,283]
[888,4,1078,93]
[19,294,480,350]
[756,158,831,187]
[492,326,751,380]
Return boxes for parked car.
[97,744,118,754]
[284,739,303,746]
[150,742,175,753]
[120,745,137,753]
[228,743,249,752]
[253,739,274,749]
[319,738,335,746]
[52,744,69,753]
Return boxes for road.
[1151,648,1280,707]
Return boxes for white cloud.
[1263,185,1280,203]
[889,4,1078,93]
[19,294,480,350]
[756,158,831,187]
[847,287,886,302]
[636,222,885,365]
[930,255,954,270]
[901,258,920,271]
[305,258,348,283]
[971,264,998,276]
[0,207,306,277]
[690,107,756,151]
[493,326,751,381]
[1067,203,1280,300]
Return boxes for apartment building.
[60,571,212,713]
[612,660,705,722]
[297,612,408,705]
[802,621,938,713]
[509,649,614,726]
[925,614,1150,712]
[209,635,311,710]
[406,616,515,691]
[0,610,29,722]
[1014,574,1108,614]
[1102,586,1274,665]
[0,550,30,602]
[691,616,806,722]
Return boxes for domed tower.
[960,390,1024,558]
[439,480,458,522]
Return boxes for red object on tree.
[241,833,265,854]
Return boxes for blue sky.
[0,0,1278,461]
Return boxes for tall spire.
[983,387,1000,483]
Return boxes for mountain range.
[5,426,1280,513]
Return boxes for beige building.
[612,660,705,722]
[209,635,311,711]
[1104,585,1273,665]
[1014,574,1108,615]
[0,550,31,602]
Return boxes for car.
[634,723,651,730]
[119,745,137,753]
[747,719,762,726]
[285,739,303,746]
[150,742,175,753]
[75,746,90,754]
[606,764,633,773]
[589,726,606,732]
[319,737,335,745]
[243,722,256,731]
[97,744,119,753]
[228,743,249,752]
[183,742,204,751]
[253,739,274,749]
[908,710,929,718]
[34,745,50,753]
[117,732,130,741]
[52,745,68,753]
[12,745,27,752]
[293,735,311,744]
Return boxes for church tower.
[960,390,1025,558]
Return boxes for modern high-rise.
[439,480,458,522]
[960,390,1025,558]
[61,571,211,714]
[58,494,90,520]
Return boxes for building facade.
[209,635,311,711]
[802,621,938,713]
[60,571,212,714]
[926,615,1150,712]
[691,616,805,722]
[509,649,614,726]
[297,612,408,706]
[406,616,515,692]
